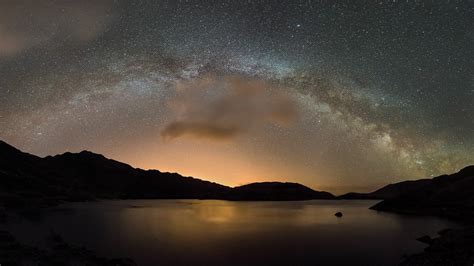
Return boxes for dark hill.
[0,140,334,207]
[369,166,474,221]
[0,141,230,204]
[228,182,335,201]
[338,179,432,200]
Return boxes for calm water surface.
[5,200,459,266]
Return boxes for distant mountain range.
[0,140,334,208]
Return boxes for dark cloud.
[161,122,240,140]
[161,75,299,141]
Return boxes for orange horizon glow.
[96,138,385,195]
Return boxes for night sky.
[1,0,472,194]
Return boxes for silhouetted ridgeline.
[230,182,334,200]
[338,179,432,200]
[370,165,474,221]
[338,165,474,220]
[0,140,335,208]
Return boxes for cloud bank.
[161,75,299,140]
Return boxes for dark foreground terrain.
[401,227,474,266]
[0,229,135,265]
[375,166,474,265]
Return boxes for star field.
[0,0,473,194]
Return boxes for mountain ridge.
[336,165,474,222]
[338,166,474,201]
[0,140,335,207]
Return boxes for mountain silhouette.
[338,179,432,200]
[0,140,334,207]
[368,166,474,220]
[337,165,474,220]
[229,182,334,200]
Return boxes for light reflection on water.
[5,200,459,266]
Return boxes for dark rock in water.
[335,212,343,217]
[416,235,432,244]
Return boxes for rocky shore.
[367,166,474,265]
[401,227,474,266]
[0,228,136,266]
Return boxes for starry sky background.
[0,0,473,194]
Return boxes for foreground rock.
[401,227,474,266]
[0,230,136,265]
[416,235,433,244]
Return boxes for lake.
[3,200,460,266]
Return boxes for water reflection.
[5,200,459,266]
